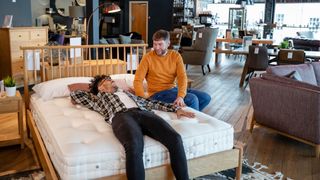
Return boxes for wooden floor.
[1,55,320,179]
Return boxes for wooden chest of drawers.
[0,27,48,86]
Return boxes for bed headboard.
[20,43,148,109]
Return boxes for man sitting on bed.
[70,75,195,180]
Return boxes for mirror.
[55,0,73,17]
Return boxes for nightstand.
[0,91,24,149]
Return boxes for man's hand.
[173,97,186,107]
[176,109,195,119]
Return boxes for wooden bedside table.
[0,91,24,149]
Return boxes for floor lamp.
[86,2,121,45]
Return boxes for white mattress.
[30,94,234,180]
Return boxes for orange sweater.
[134,50,187,98]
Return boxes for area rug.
[195,159,289,180]
[1,159,288,180]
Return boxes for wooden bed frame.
[21,44,242,180]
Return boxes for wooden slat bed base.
[27,109,242,180]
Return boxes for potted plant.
[3,76,16,97]
[279,40,289,49]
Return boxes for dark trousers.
[112,108,189,180]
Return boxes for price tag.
[254,47,259,54]
[198,33,202,38]
[287,52,293,59]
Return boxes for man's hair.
[89,75,111,95]
[152,29,170,42]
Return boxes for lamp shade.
[69,6,85,18]
[104,3,121,14]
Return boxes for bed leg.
[235,145,243,180]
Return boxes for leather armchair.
[181,27,219,75]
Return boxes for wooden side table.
[0,91,24,149]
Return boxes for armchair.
[249,62,320,158]
[277,49,305,65]
[181,27,219,75]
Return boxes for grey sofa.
[249,62,320,158]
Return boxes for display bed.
[21,44,242,179]
[29,93,238,179]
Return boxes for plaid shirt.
[70,90,180,124]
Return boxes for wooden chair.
[243,45,269,88]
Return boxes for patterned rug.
[1,159,288,180]
[195,159,289,180]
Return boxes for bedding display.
[29,76,234,179]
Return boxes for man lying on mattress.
[70,74,195,180]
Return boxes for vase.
[5,86,16,97]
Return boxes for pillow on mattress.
[68,83,90,92]
[110,74,147,91]
[67,79,133,92]
[32,77,92,101]
[33,74,140,100]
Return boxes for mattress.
[30,94,234,179]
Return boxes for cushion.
[106,38,120,44]
[311,62,320,86]
[284,71,302,81]
[99,38,109,44]
[32,77,92,101]
[119,35,131,44]
[68,83,90,92]
[67,76,134,92]
[110,74,147,92]
[261,73,320,92]
[266,63,317,85]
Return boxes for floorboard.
[0,54,319,179]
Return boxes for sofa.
[99,32,145,60]
[284,37,320,51]
[249,62,320,158]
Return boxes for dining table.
[214,37,274,63]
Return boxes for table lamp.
[69,6,85,36]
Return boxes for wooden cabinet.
[172,0,195,28]
[0,27,48,87]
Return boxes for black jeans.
[112,108,189,180]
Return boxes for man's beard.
[155,49,167,56]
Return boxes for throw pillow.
[106,38,120,44]
[284,71,303,81]
[68,83,90,92]
[119,35,131,44]
[99,38,109,44]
